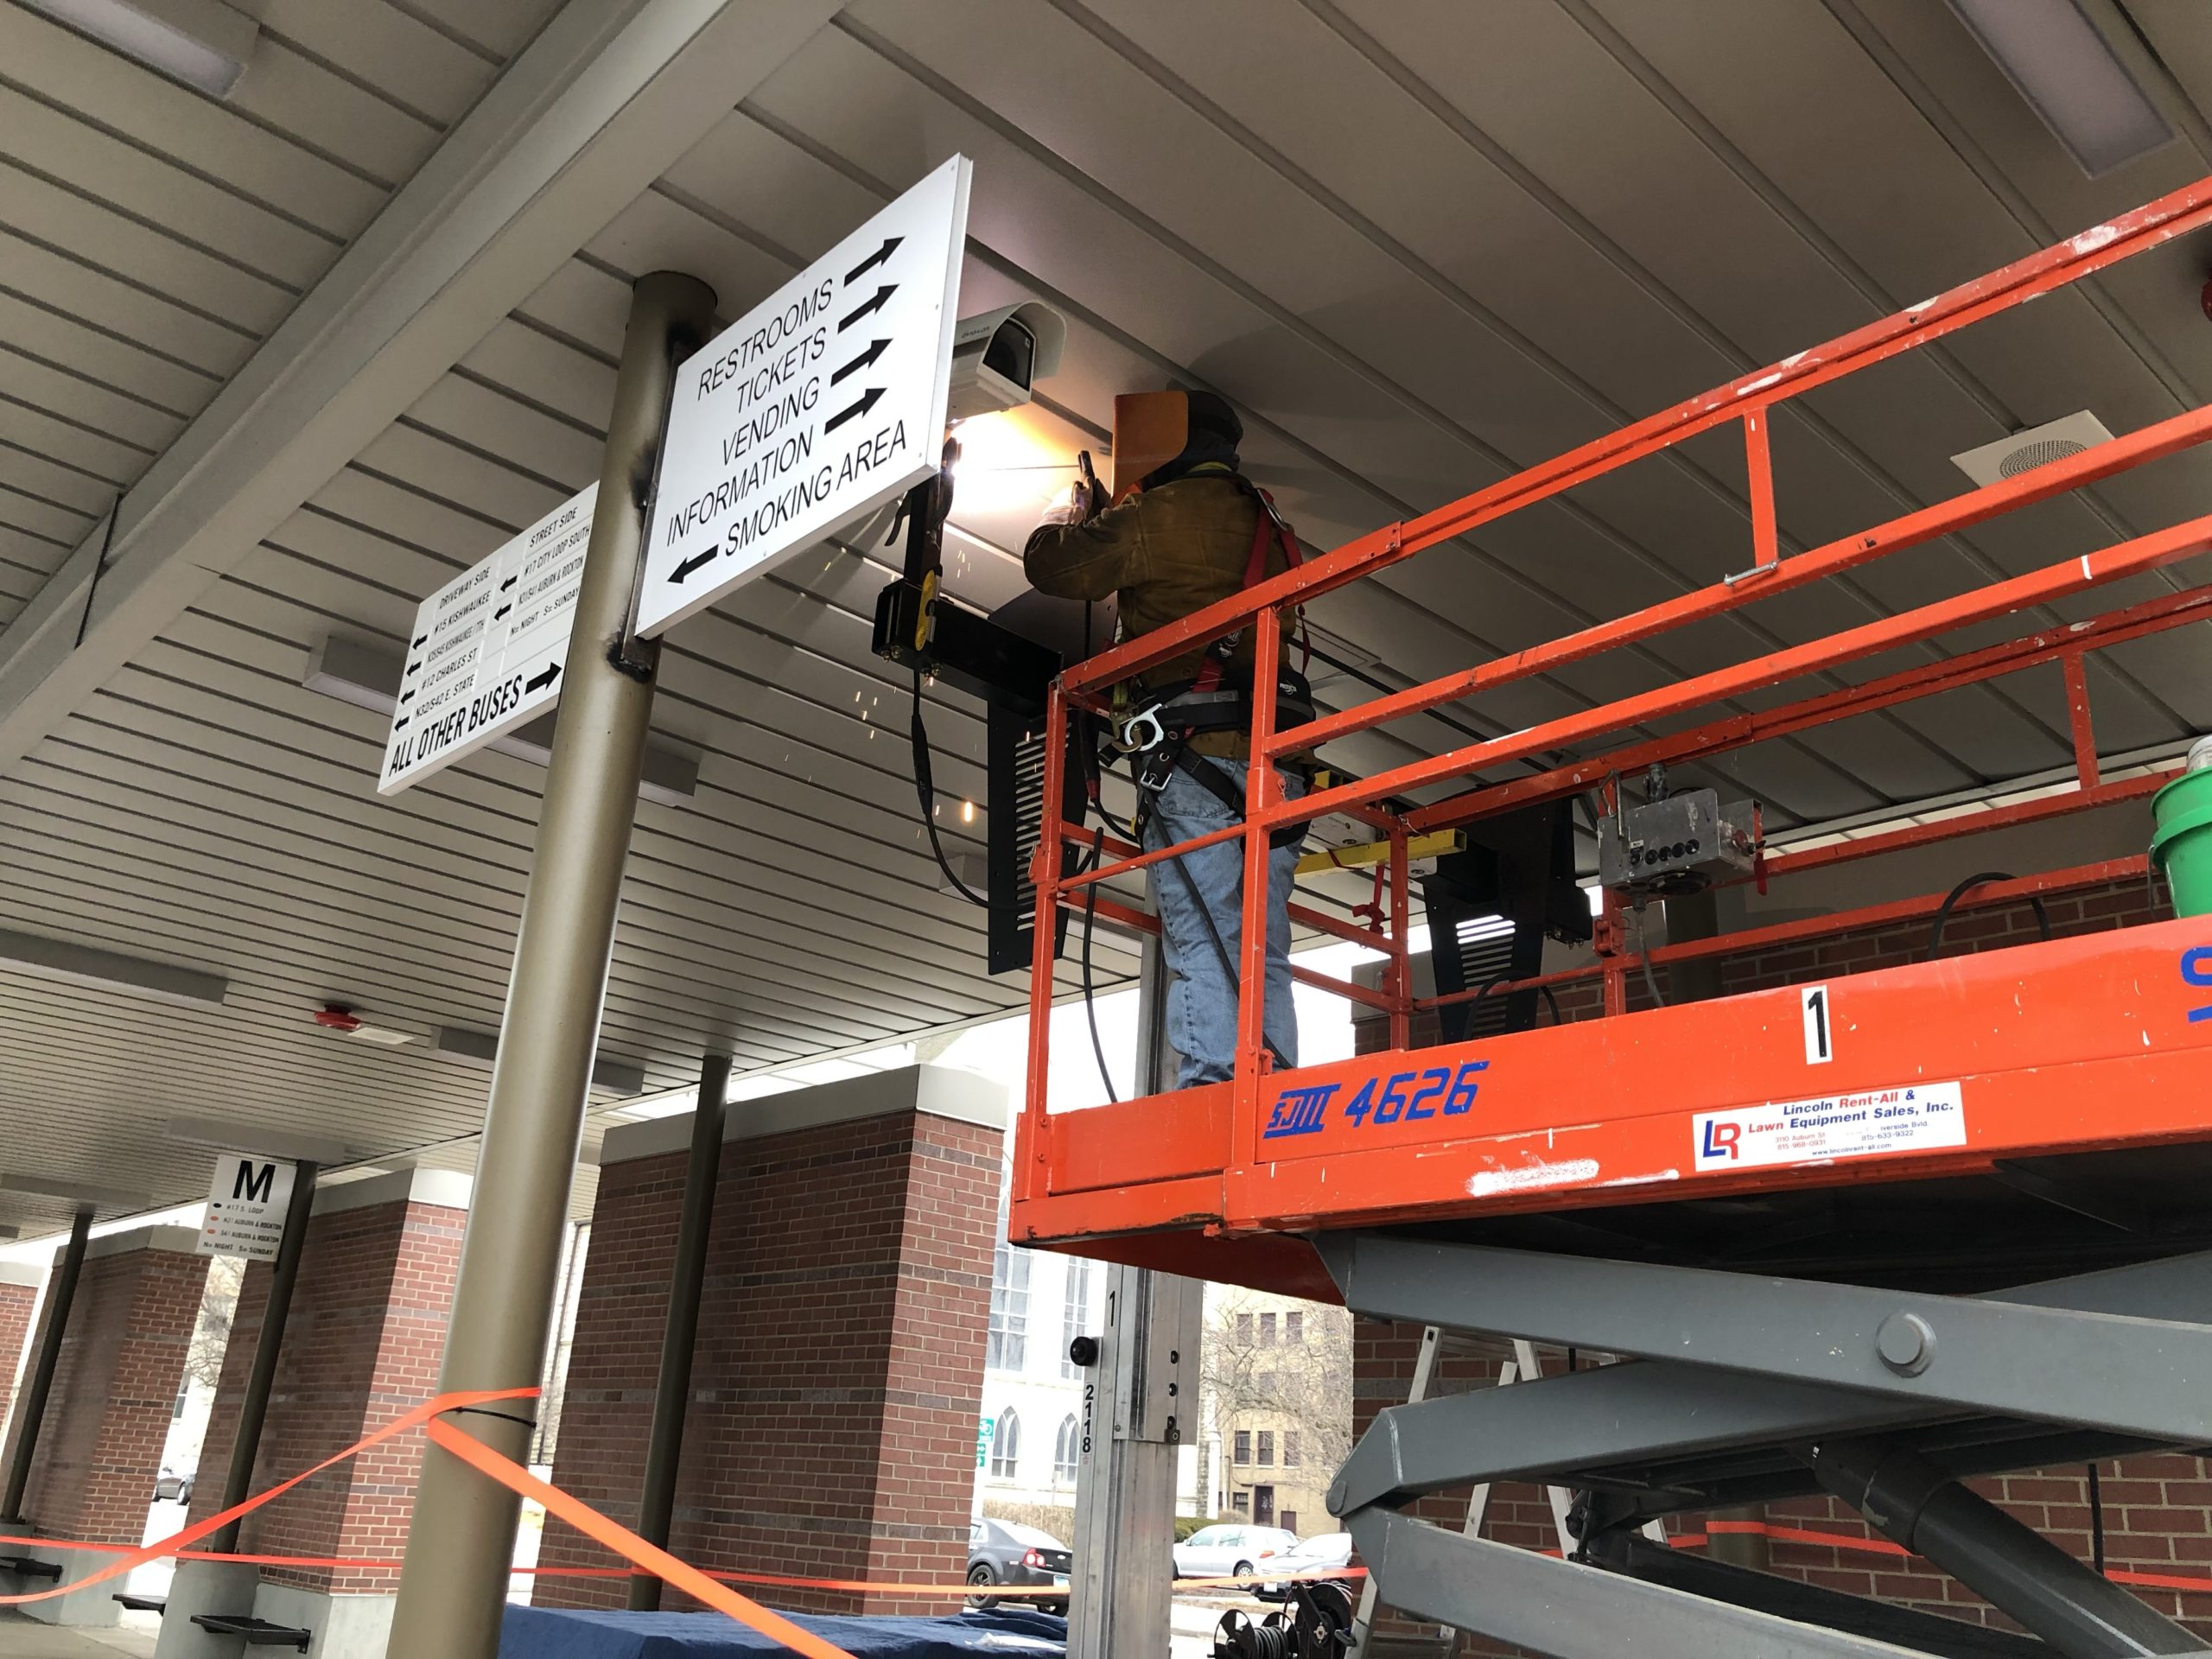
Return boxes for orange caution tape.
[1675,1519,2212,1599]
[424,1416,857,1659]
[0,1388,536,1610]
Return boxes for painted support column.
[0,1208,86,1523]
[385,267,717,1659]
[627,1052,728,1611]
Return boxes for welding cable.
[1926,870,2052,958]
[1630,908,1668,1010]
[908,670,993,910]
[1080,827,1118,1104]
[1464,968,1564,1028]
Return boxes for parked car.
[1255,1531,1355,1601]
[1172,1523,1300,1580]
[967,1517,1071,1615]
[154,1467,194,1504]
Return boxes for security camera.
[948,301,1066,420]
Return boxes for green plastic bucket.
[2152,739,2212,919]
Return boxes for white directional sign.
[637,155,972,639]
[199,1152,296,1261]
[379,484,596,795]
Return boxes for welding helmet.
[1111,390,1243,499]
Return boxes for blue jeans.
[1143,759,1302,1088]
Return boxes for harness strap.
[1190,484,1306,696]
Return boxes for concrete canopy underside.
[1,0,2210,1236]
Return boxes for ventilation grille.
[1952,411,2114,489]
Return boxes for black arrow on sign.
[526,663,561,694]
[412,632,428,648]
[671,545,717,584]
[500,573,517,591]
[825,387,885,434]
[393,717,410,732]
[404,660,420,677]
[399,689,416,706]
[833,338,890,386]
[846,236,901,285]
[838,285,895,332]
[494,603,512,620]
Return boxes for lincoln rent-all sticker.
[1693,1082,1966,1172]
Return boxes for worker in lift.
[1023,390,1312,1088]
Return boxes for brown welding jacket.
[1022,471,1298,759]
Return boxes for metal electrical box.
[1598,788,1756,899]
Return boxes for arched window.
[989,1408,1020,1478]
[1053,1414,1080,1484]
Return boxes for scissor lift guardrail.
[1012,174,2212,1656]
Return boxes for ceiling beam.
[0,0,846,774]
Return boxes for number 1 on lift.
[1802,984,1834,1065]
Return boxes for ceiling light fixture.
[0,928,226,1008]
[305,636,701,807]
[22,0,257,99]
[0,1174,155,1213]
[164,1116,352,1167]
[435,1027,645,1096]
[1948,0,2173,176]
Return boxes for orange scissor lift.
[1014,177,2212,1658]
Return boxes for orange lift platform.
[1013,175,2212,1658]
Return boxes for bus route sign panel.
[378,484,595,796]
[200,1152,296,1261]
[635,155,971,640]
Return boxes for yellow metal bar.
[1298,829,1463,877]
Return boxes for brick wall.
[0,1235,207,1542]
[187,1194,466,1592]
[537,1104,1001,1616]
[0,1275,40,1442]
[1350,875,2212,1649]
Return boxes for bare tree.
[184,1255,247,1390]
[1201,1290,1354,1503]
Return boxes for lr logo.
[1700,1120,1742,1161]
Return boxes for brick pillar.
[0,1227,207,1543]
[537,1064,1005,1615]
[182,1168,468,1650]
[0,1262,42,1442]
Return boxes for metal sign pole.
[207,1160,318,1554]
[385,269,715,1659]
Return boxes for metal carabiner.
[1118,703,1166,754]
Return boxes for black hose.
[1465,969,1564,1027]
[909,671,992,909]
[1080,828,1117,1104]
[1927,870,2052,958]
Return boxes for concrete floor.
[0,1613,157,1657]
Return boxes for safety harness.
[1118,479,1315,850]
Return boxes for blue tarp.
[497,1605,1067,1659]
